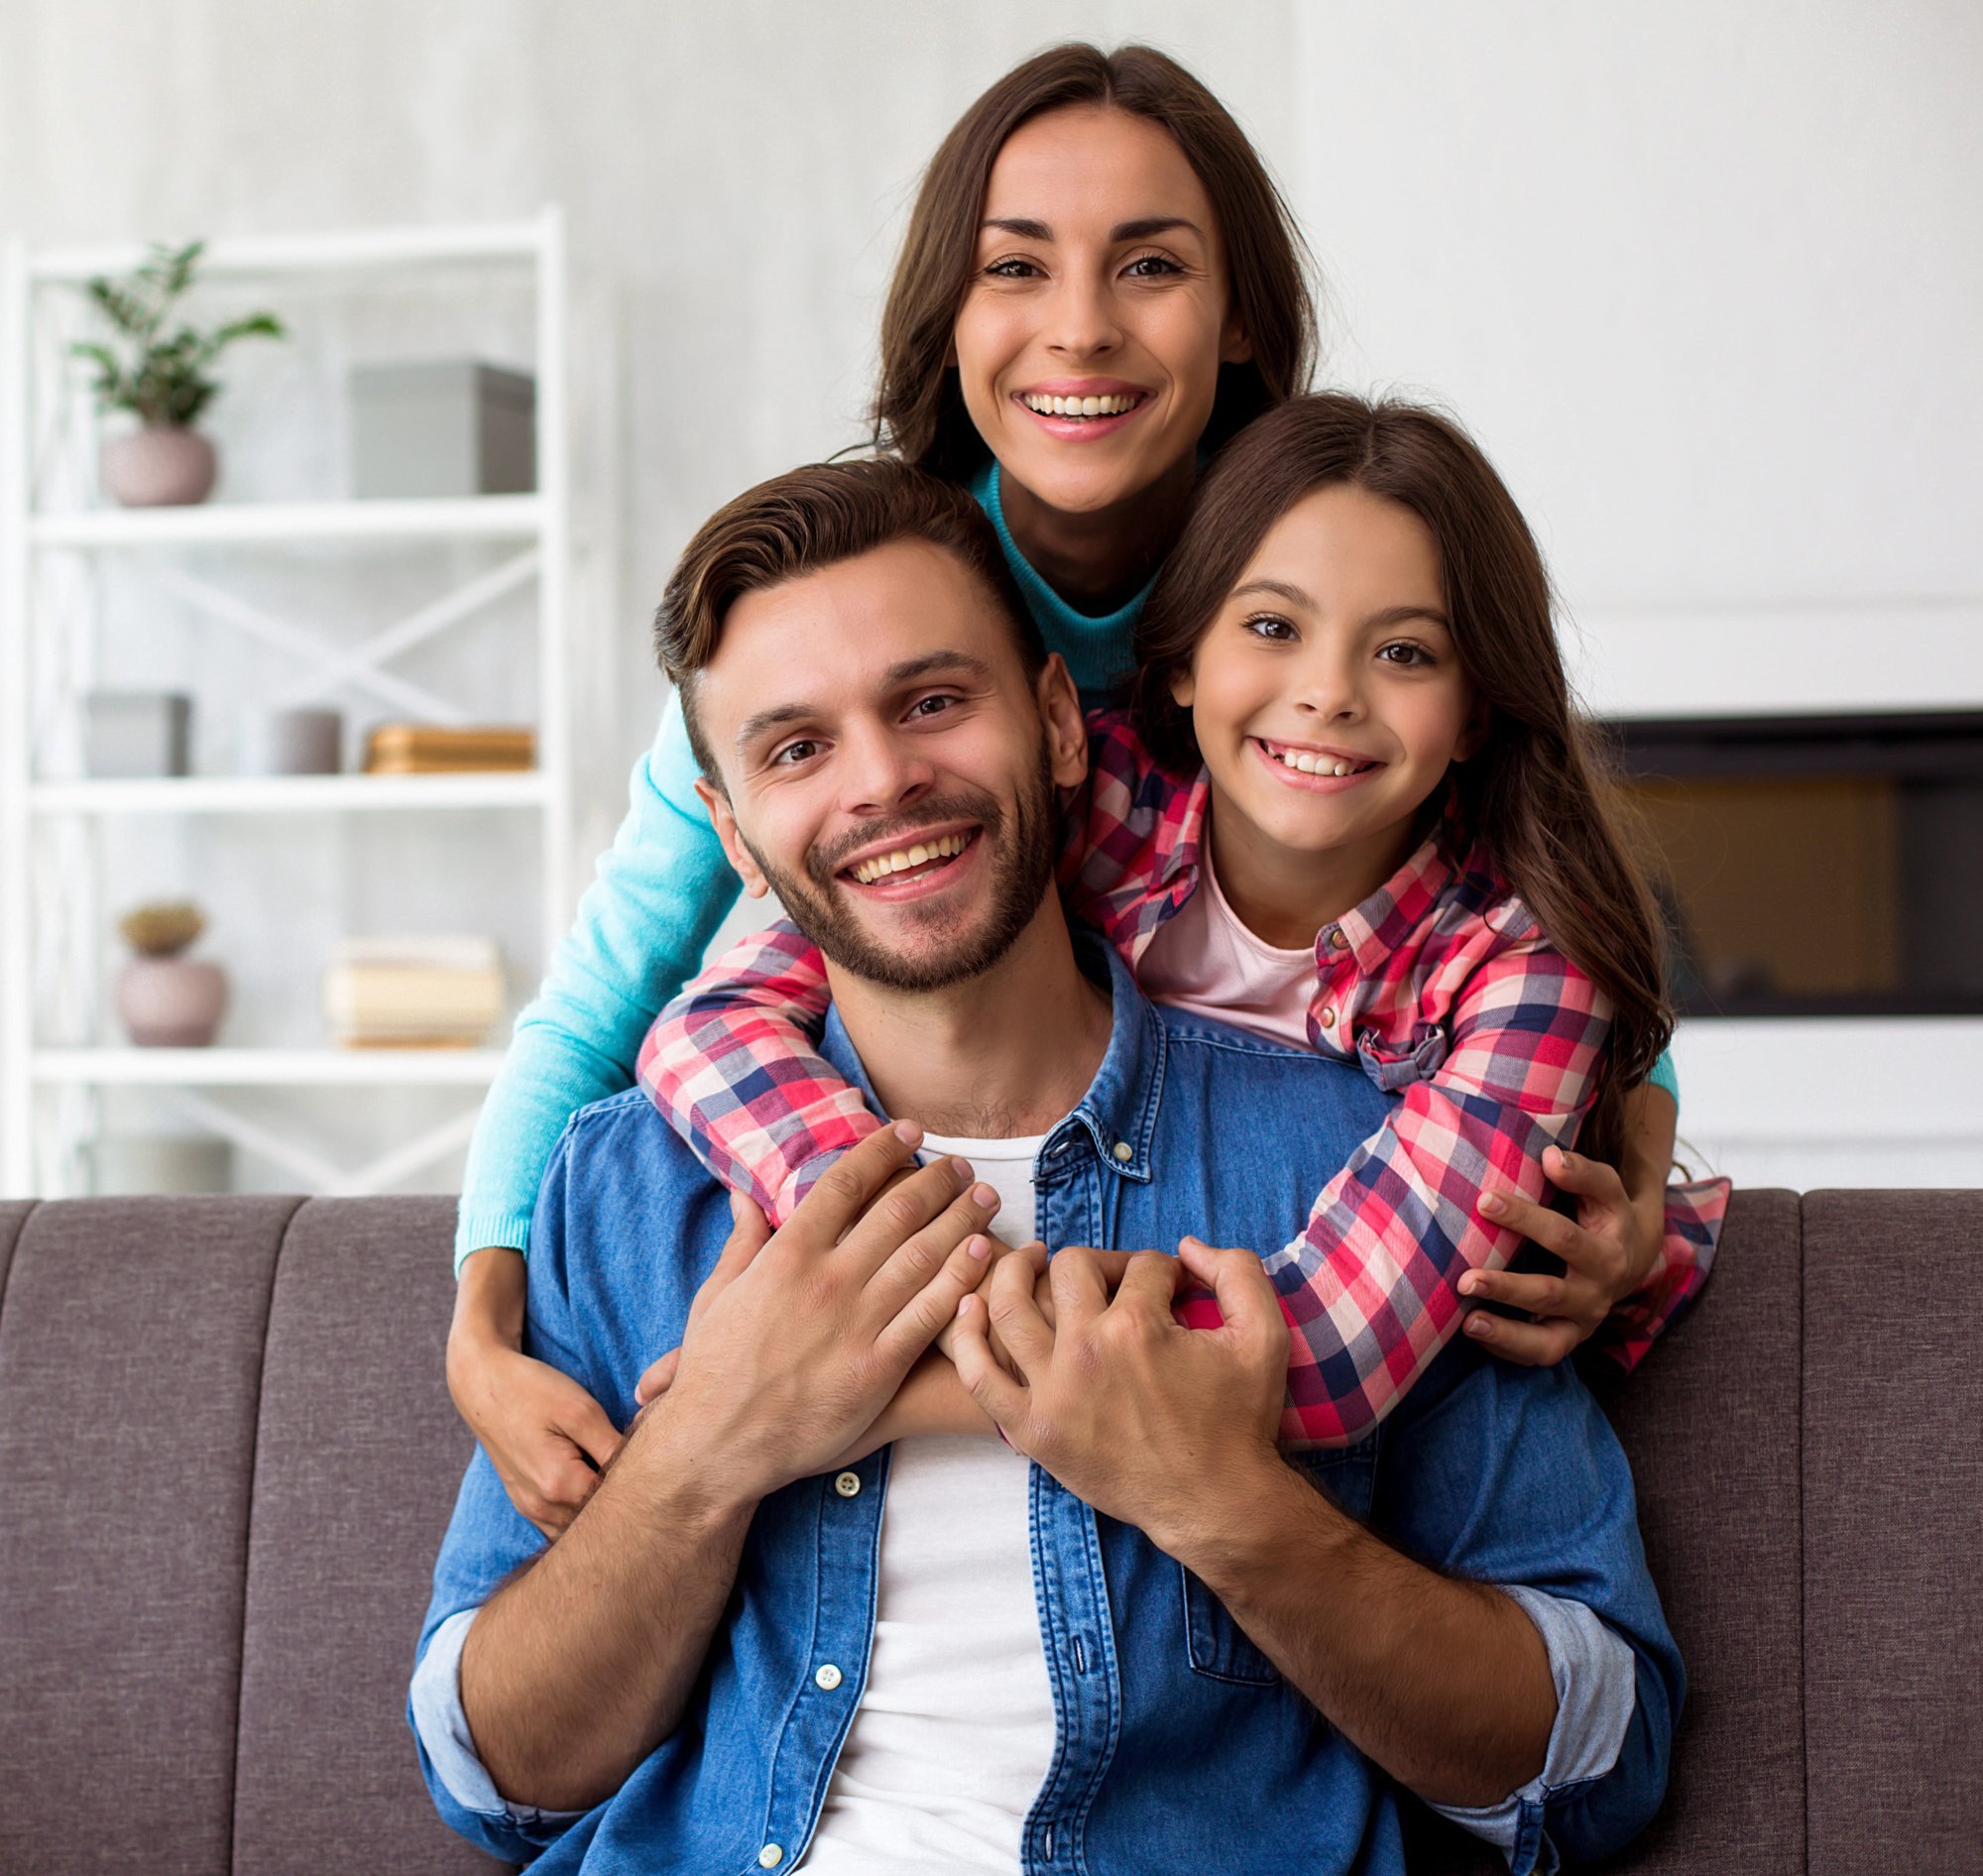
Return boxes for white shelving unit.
[0,212,572,1199]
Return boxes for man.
[411,461,1680,1875]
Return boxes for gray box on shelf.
[349,361,536,499]
[244,707,343,775]
[83,691,192,778]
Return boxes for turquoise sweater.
[454,462,1676,1267]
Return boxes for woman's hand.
[448,1245,625,1538]
[1459,1142,1665,1366]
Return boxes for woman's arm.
[448,695,743,1532]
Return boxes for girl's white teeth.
[1023,392,1138,417]
[1268,744,1369,778]
[851,831,970,884]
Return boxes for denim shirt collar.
[817,929,1163,1185]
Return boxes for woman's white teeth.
[1270,745,1369,777]
[1023,392,1138,418]
[851,832,970,884]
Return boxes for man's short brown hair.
[653,458,1044,785]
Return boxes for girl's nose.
[1292,647,1365,723]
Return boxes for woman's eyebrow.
[979,215,1205,243]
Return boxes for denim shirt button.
[1111,1140,1133,1162]
[814,1663,844,1691]
[758,1846,783,1869]
[833,1470,862,1498]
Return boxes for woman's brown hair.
[874,43,1318,480]
[1131,393,1672,1155]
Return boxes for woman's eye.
[1123,252,1183,278]
[1241,612,1297,643]
[984,257,1042,280]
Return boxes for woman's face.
[1173,483,1485,900]
[953,104,1250,518]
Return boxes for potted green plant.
[114,900,228,1046]
[70,240,286,507]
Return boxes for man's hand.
[448,1246,623,1537]
[1461,1143,1664,1365]
[647,1119,1003,1503]
[951,1237,1285,1554]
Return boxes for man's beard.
[741,738,1060,994]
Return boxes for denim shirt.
[413,943,1682,1875]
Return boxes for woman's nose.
[1045,270,1121,359]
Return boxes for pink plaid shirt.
[640,709,1727,1448]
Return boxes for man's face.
[693,539,1087,992]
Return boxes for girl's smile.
[1172,483,1486,945]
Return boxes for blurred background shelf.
[31,773,550,814]
[29,494,543,548]
[31,1048,506,1087]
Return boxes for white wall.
[3,0,1979,1191]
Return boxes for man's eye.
[771,739,821,765]
[908,693,959,720]
[1241,613,1297,642]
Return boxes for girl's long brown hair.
[875,43,1319,480]
[1131,394,1672,1158]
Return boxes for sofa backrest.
[0,1189,1974,1873]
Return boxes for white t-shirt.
[799,1131,1055,1875]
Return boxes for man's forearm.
[1175,1454,1557,1807]
[459,1403,758,1812]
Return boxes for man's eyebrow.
[730,652,995,756]
[1229,579,1452,631]
[978,215,1205,244]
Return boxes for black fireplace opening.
[1603,710,1983,1018]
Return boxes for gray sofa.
[0,1189,1973,1874]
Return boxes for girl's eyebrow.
[980,215,1205,243]
[1230,578,1452,632]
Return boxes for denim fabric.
[414,942,1682,1875]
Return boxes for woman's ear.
[1220,300,1252,366]
[695,778,771,899]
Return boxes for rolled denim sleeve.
[411,1606,587,1831]
[1373,1348,1685,1874]
[1426,1584,1637,1868]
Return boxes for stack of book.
[321,937,505,1048]
[364,724,535,774]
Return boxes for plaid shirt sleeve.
[1585,1174,1731,1371]
[635,919,880,1226]
[1176,934,1615,1449]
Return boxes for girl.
[450,45,1707,1523]
[643,394,1727,1449]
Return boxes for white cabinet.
[1,212,573,1198]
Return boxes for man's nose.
[837,723,935,816]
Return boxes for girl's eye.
[770,739,821,766]
[1377,642,1435,667]
[1240,612,1298,643]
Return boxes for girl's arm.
[449,694,742,1532]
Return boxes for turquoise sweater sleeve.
[452,691,739,1271]
[1647,1047,1680,1114]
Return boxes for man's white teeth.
[1022,392,1138,418]
[1269,745,1369,778]
[850,832,970,884]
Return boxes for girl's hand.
[1458,1144,1664,1366]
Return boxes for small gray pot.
[100,426,218,507]
[116,957,229,1046]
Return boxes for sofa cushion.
[0,1199,33,1306]
[1803,1190,1981,1873]
[0,1195,298,1876]
[231,1196,506,1873]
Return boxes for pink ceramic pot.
[116,957,228,1047]
[99,426,218,507]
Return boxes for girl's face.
[1172,484,1486,911]
[953,105,1251,518]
